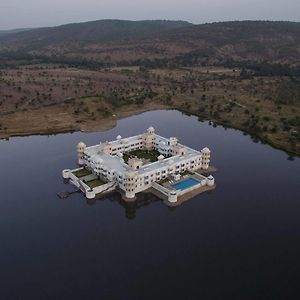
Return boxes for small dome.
[208,175,214,180]
[201,147,211,154]
[77,142,86,149]
[158,155,165,160]
[117,152,123,158]
[147,126,155,133]
[116,135,122,140]
[95,158,103,164]
[160,141,166,147]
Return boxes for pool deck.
[150,166,217,207]
[161,170,210,191]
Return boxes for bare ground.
[0,65,299,155]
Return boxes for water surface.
[1,110,299,299]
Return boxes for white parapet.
[201,178,207,186]
[62,169,71,179]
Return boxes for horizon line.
[1,18,299,32]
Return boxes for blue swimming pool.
[172,178,200,190]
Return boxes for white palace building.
[62,127,216,205]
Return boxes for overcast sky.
[0,0,299,30]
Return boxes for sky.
[0,0,299,30]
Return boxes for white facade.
[76,127,211,199]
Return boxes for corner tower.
[77,142,86,165]
[201,147,211,170]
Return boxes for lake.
[0,110,299,299]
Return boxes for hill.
[0,28,32,36]
[0,20,299,68]
[0,19,192,46]
[0,20,299,155]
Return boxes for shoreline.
[0,103,170,139]
[0,105,299,157]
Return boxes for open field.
[0,65,299,155]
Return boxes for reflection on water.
[0,109,300,300]
[85,192,165,220]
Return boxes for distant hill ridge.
[0,19,192,44]
[0,19,299,67]
[0,28,32,36]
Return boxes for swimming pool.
[172,178,200,190]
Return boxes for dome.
[77,142,86,149]
[208,175,214,180]
[117,152,123,158]
[95,158,103,165]
[160,141,166,147]
[116,135,122,140]
[147,126,155,133]
[201,147,211,154]
[158,155,165,160]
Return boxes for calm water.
[1,110,299,300]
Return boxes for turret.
[124,171,137,199]
[128,157,143,170]
[201,147,211,170]
[173,145,187,156]
[147,126,155,134]
[102,141,112,155]
[77,142,86,165]
[143,126,156,150]
[207,175,215,187]
[169,137,178,146]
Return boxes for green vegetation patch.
[85,178,107,189]
[123,149,161,163]
[72,168,92,178]
[159,177,170,184]
[181,170,193,176]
